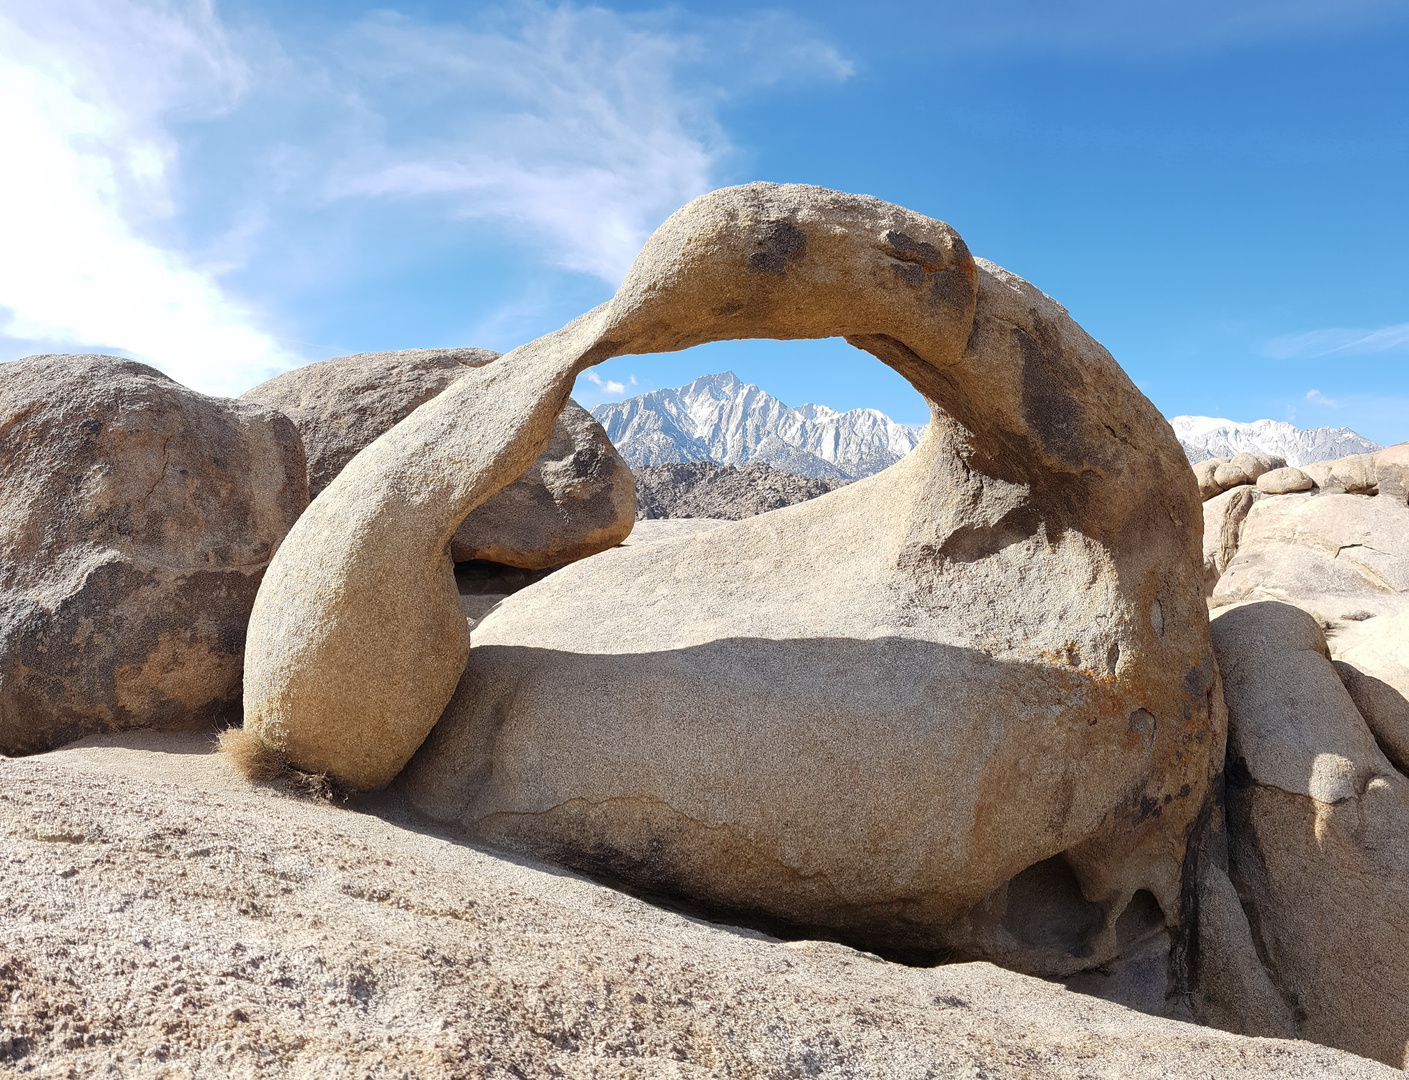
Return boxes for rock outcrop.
[240,348,498,498]
[0,733,1394,1080]
[633,460,849,520]
[1192,453,1286,501]
[241,348,635,569]
[1194,443,1409,504]
[239,184,1217,991]
[1256,466,1313,494]
[1201,485,1263,594]
[1210,601,1409,1068]
[1210,492,1409,625]
[0,355,307,756]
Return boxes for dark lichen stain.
[747,221,807,275]
[883,230,947,270]
[881,230,973,314]
[927,267,973,311]
[1017,319,1085,467]
[891,262,925,287]
[1135,793,1164,823]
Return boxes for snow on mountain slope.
[591,372,926,481]
[592,376,1383,478]
[1170,416,1381,466]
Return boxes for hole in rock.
[1064,889,1171,1017]
[453,561,557,597]
[1114,889,1165,949]
[573,336,933,473]
[999,854,1104,957]
[454,561,562,627]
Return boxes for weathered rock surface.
[1334,650,1409,775]
[240,348,498,498]
[1210,601,1409,1068]
[451,400,637,567]
[1255,466,1312,494]
[1201,485,1262,594]
[1335,605,1409,735]
[1210,492,1409,626]
[1303,452,1380,496]
[1194,457,1229,500]
[0,355,307,756]
[1191,860,1298,1040]
[619,517,730,545]
[1193,445,1409,504]
[241,348,635,569]
[1194,453,1286,502]
[1376,442,1409,504]
[633,460,849,520]
[0,733,1392,1079]
[254,183,1233,985]
[1214,452,1283,491]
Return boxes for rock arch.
[244,183,1219,965]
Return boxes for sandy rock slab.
[1211,491,1409,624]
[0,735,1390,1080]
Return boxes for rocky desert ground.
[4,183,1409,1077]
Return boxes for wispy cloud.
[323,5,850,284]
[0,0,302,395]
[0,2,852,392]
[1263,322,1409,359]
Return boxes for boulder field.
[1195,438,1409,1066]
[4,182,1409,1076]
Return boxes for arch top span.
[578,183,979,379]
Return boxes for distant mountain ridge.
[590,374,1384,478]
[1169,416,1381,467]
[590,372,925,481]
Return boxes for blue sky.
[1,1,1406,442]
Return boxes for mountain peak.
[1168,415,1380,466]
[591,373,925,481]
[685,371,746,393]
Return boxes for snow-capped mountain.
[590,372,926,481]
[592,377,1382,478]
[1170,416,1381,467]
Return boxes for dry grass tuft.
[289,768,344,803]
[216,727,347,802]
[217,727,286,782]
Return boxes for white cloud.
[0,0,302,395]
[1305,388,1340,407]
[322,4,851,284]
[0,2,852,393]
[584,370,634,396]
[1263,322,1409,359]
